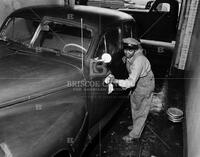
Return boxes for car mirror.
[101,53,112,63]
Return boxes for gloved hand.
[104,74,115,84]
[104,74,115,94]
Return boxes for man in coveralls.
[112,38,155,142]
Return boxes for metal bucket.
[166,107,184,123]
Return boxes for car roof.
[9,5,134,32]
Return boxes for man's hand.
[112,79,119,84]
[122,56,126,63]
[104,74,115,84]
[112,79,127,90]
[104,74,115,94]
[109,75,115,83]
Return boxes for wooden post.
[172,0,199,71]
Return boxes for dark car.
[119,0,179,42]
[0,4,135,157]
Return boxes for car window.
[1,17,39,43]
[95,28,120,59]
[156,3,170,12]
[34,21,92,58]
[123,21,137,39]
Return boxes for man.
[112,38,155,142]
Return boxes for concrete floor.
[83,52,184,157]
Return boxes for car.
[119,0,179,42]
[0,4,135,157]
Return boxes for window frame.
[93,26,122,59]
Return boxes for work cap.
[123,38,141,50]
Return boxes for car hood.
[0,90,86,157]
[0,52,84,107]
[0,51,86,157]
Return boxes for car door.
[88,27,126,127]
[146,0,179,41]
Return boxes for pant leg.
[128,70,155,137]
[129,90,153,137]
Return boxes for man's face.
[124,48,136,58]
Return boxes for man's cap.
[122,38,141,50]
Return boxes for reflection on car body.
[0,4,135,157]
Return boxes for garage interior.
[0,0,200,157]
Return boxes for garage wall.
[185,1,200,157]
[0,0,64,25]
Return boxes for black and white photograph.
[0,0,197,156]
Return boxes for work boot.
[122,133,140,143]
[127,125,133,130]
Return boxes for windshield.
[33,20,92,58]
[0,17,92,58]
[0,17,39,44]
